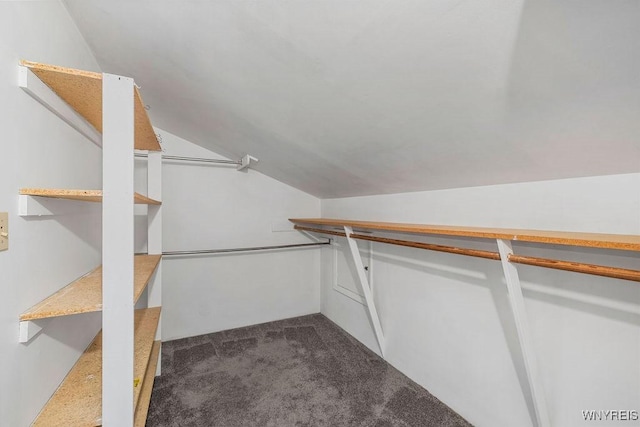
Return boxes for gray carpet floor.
[147,313,472,427]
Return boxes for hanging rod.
[160,240,330,256]
[295,225,640,282]
[350,233,501,260]
[509,254,640,283]
[295,225,499,260]
[134,153,240,165]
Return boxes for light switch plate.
[0,212,7,251]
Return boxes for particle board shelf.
[32,307,161,427]
[20,255,161,322]
[134,341,161,427]
[20,60,160,151]
[289,218,640,252]
[20,188,161,205]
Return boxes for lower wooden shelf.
[135,341,161,427]
[20,255,161,321]
[32,307,161,427]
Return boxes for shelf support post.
[496,239,550,427]
[102,73,135,427]
[147,150,162,375]
[344,226,386,357]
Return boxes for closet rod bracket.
[237,154,258,171]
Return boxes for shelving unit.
[19,188,161,205]
[31,307,161,427]
[290,217,640,427]
[290,218,640,251]
[19,60,163,426]
[20,255,161,321]
[290,219,640,281]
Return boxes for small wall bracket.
[237,154,258,171]
[19,319,50,343]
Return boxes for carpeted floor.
[147,313,471,427]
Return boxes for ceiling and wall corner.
[62,0,639,199]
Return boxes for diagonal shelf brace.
[344,226,386,358]
[18,66,102,147]
[497,239,550,427]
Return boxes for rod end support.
[237,155,258,171]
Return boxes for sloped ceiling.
[63,0,639,198]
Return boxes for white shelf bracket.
[18,195,53,217]
[19,319,50,343]
[17,194,91,217]
[237,154,258,171]
[18,66,102,147]
[497,239,551,427]
[344,226,386,358]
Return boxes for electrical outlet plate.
[0,212,7,251]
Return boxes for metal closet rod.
[134,153,240,165]
[155,240,331,256]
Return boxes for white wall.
[138,129,321,341]
[0,2,103,426]
[321,173,640,427]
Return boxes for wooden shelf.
[20,255,161,321]
[289,218,640,252]
[20,188,161,205]
[134,341,161,427]
[32,307,161,427]
[20,60,160,151]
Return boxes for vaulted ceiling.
[63,0,639,198]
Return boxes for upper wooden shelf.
[20,60,161,151]
[289,218,640,252]
[32,307,161,427]
[20,188,161,205]
[20,255,161,322]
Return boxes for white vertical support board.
[496,239,550,427]
[344,226,386,357]
[147,150,162,375]
[102,73,135,427]
[18,66,102,147]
